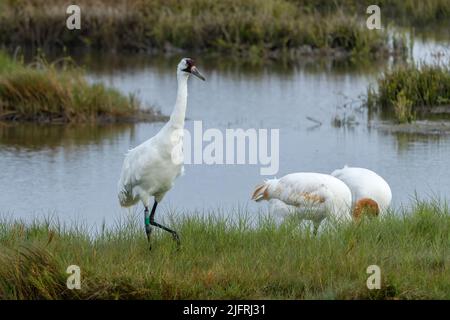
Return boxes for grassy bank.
[0,201,448,299]
[367,62,450,123]
[2,0,448,58]
[0,51,163,123]
[373,0,450,26]
[0,0,391,59]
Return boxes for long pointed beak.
[191,66,206,81]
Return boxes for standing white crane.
[331,166,392,219]
[117,58,205,248]
[252,172,352,234]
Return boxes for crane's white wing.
[118,139,163,206]
[274,174,333,209]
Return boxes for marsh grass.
[0,51,162,123]
[367,62,450,123]
[292,0,450,26]
[375,0,450,26]
[1,0,448,58]
[0,201,448,299]
[0,0,391,59]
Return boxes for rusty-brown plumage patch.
[353,198,379,220]
[301,192,326,203]
[263,187,270,200]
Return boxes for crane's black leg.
[150,201,181,248]
[144,206,152,250]
[313,221,320,236]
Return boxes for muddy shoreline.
[370,119,450,135]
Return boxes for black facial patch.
[182,58,195,72]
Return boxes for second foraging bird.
[331,166,392,219]
[117,58,205,248]
[252,172,352,234]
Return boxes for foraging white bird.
[252,172,352,234]
[331,166,392,219]
[117,58,205,248]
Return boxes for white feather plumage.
[331,166,392,214]
[117,58,201,210]
[253,172,353,232]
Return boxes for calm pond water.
[1,40,450,226]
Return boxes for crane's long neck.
[168,73,189,129]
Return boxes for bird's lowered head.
[177,58,206,81]
[251,179,278,202]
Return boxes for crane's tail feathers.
[118,189,139,208]
[251,183,269,202]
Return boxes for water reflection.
[389,131,445,153]
[0,122,134,151]
[35,49,389,78]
